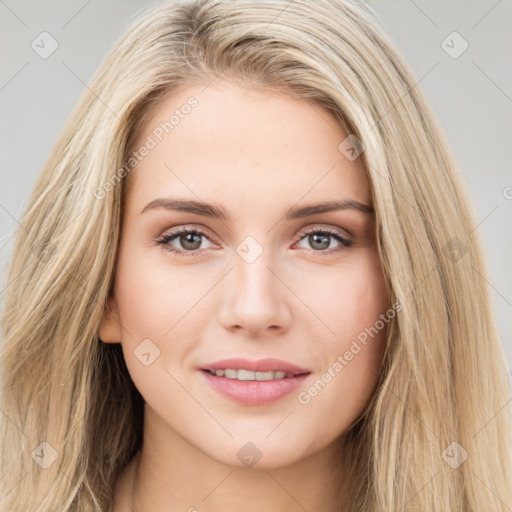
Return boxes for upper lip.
[200,357,310,375]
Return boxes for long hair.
[1,0,511,510]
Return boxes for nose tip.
[218,258,292,336]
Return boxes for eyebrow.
[139,197,373,219]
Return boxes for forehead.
[124,81,370,215]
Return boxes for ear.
[98,295,123,344]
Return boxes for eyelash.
[154,226,353,258]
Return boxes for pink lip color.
[200,357,310,375]
[198,357,311,406]
[199,370,310,406]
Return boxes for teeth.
[207,369,297,380]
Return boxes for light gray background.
[1,0,511,370]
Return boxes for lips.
[199,369,310,406]
[199,357,310,375]
[198,357,311,405]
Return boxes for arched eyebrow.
[139,197,373,219]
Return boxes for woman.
[1,0,511,510]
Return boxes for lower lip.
[199,370,310,406]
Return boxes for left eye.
[294,229,352,253]
[155,226,352,257]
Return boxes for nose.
[217,247,292,336]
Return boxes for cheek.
[112,248,212,406]
[297,254,388,418]
[296,252,389,342]
[114,245,214,340]
[335,265,389,344]
[330,255,389,376]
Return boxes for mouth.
[199,357,310,376]
[201,368,310,380]
[198,367,311,406]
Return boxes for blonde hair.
[1,0,511,510]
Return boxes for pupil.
[182,233,201,250]
[310,233,329,250]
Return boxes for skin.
[98,79,390,512]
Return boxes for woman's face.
[99,80,390,469]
